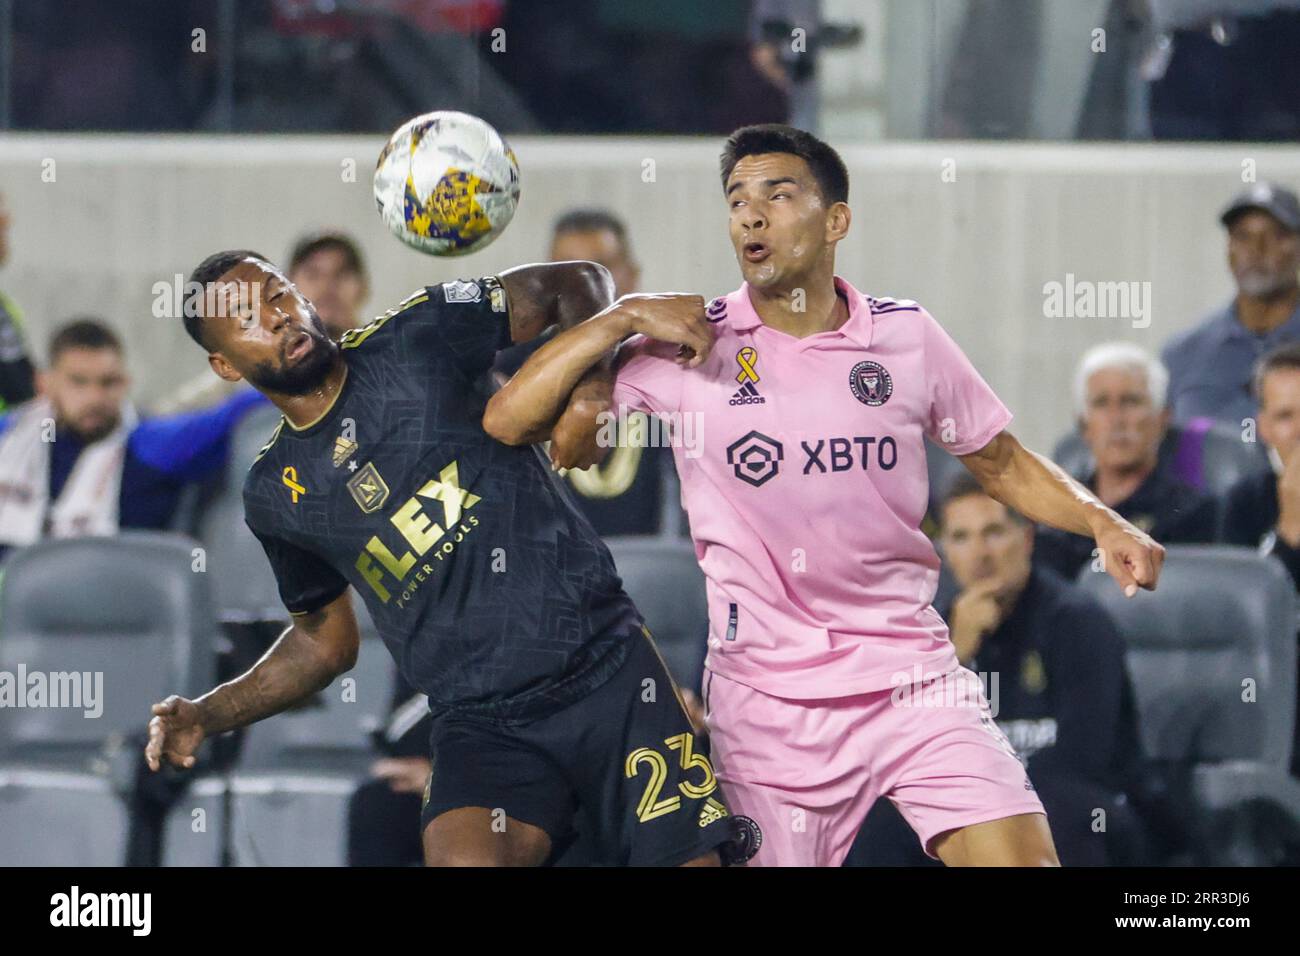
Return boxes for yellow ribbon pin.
[735,347,760,385]
[282,466,306,503]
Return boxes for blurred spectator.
[0,318,263,562]
[155,231,369,414]
[284,231,370,341]
[0,192,37,413]
[1162,183,1300,427]
[346,673,432,867]
[850,474,1147,866]
[494,209,678,536]
[1145,2,1300,141]
[748,0,863,132]
[1037,343,1217,579]
[1222,343,1300,586]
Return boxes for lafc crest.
[348,461,390,513]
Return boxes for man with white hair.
[1037,342,1217,579]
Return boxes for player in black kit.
[143,250,732,867]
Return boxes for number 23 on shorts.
[625,732,717,823]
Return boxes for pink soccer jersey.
[611,276,1013,699]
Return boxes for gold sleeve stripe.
[251,417,286,464]
[340,292,430,351]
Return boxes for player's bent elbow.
[481,395,532,446]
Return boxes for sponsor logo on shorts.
[698,796,729,828]
[849,360,892,406]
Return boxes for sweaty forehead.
[727,153,812,191]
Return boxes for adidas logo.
[698,796,729,828]
[729,381,765,406]
[332,436,358,468]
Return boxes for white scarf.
[0,396,137,548]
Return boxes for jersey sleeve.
[920,308,1013,455]
[611,334,686,416]
[425,276,513,377]
[359,277,512,379]
[247,521,349,617]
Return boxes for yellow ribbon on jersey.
[282,466,306,503]
[735,347,760,385]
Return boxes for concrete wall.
[1,133,1293,450]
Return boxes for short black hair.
[938,471,1027,527]
[287,231,367,281]
[1253,342,1300,400]
[552,208,632,256]
[183,249,268,349]
[49,318,122,362]
[719,124,849,205]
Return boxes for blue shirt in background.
[1162,297,1300,428]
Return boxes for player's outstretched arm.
[959,430,1166,597]
[144,589,360,771]
[483,292,712,455]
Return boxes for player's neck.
[270,361,348,430]
[749,277,847,339]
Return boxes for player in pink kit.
[484,125,1164,867]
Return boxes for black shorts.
[420,626,733,866]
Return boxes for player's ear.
[825,202,851,244]
[208,351,243,384]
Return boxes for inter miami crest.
[849,360,893,406]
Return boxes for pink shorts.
[704,665,1046,867]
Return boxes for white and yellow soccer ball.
[373,110,520,257]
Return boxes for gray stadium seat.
[196,403,286,622]
[161,776,228,866]
[604,537,708,692]
[225,634,394,866]
[1075,545,1300,862]
[0,533,219,865]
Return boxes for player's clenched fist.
[1092,516,1166,598]
[617,293,714,368]
[145,695,207,771]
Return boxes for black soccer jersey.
[242,277,641,724]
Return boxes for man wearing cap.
[1161,183,1300,428]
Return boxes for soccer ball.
[373,110,520,257]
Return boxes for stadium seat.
[225,633,393,866]
[1075,545,1300,864]
[160,775,228,866]
[196,403,287,622]
[604,537,709,693]
[0,533,219,865]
